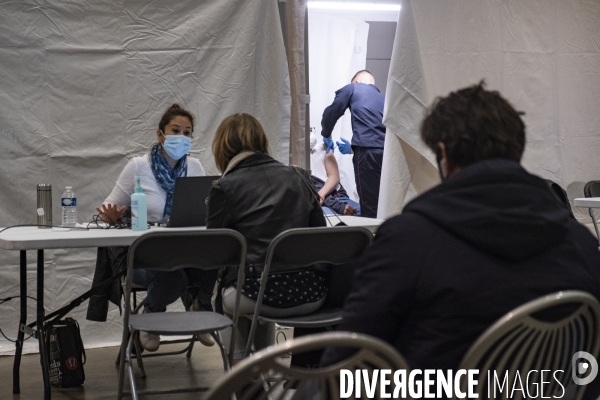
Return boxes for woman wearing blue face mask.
[88,104,216,351]
[96,103,203,224]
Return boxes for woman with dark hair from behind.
[87,104,217,352]
[207,113,327,362]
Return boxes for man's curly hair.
[421,80,526,167]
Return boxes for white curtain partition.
[380,0,600,226]
[308,11,370,202]
[0,0,290,354]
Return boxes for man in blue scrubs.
[320,70,385,218]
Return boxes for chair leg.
[133,334,146,379]
[213,331,230,371]
[126,332,140,400]
[185,335,196,358]
[117,325,130,400]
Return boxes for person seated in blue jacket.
[321,81,600,399]
[309,132,360,216]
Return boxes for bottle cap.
[66,186,72,189]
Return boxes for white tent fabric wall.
[308,12,370,203]
[379,0,600,224]
[378,0,439,219]
[0,0,290,354]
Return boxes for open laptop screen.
[168,176,220,227]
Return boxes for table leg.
[12,250,27,394]
[37,249,51,399]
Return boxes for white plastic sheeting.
[378,0,439,218]
[308,11,370,202]
[0,0,290,354]
[379,0,600,222]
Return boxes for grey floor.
[0,342,226,399]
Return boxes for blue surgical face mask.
[161,131,191,160]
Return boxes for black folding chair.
[245,226,373,357]
[545,179,572,215]
[117,229,246,400]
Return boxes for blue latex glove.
[336,137,352,155]
[323,136,335,154]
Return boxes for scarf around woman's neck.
[149,143,188,219]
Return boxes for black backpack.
[48,317,86,387]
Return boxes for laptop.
[167,176,220,227]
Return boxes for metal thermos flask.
[37,184,52,228]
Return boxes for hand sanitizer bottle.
[131,176,147,231]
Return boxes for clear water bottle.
[61,186,77,227]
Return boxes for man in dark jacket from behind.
[321,81,600,398]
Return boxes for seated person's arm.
[317,149,341,203]
[96,159,135,224]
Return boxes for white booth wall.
[308,11,370,202]
[380,0,600,226]
[0,0,290,354]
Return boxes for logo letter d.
[572,351,598,385]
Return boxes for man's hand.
[323,137,335,154]
[336,137,352,155]
[343,204,357,215]
[96,203,126,225]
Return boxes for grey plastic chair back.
[206,331,412,400]
[584,181,600,198]
[126,229,245,273]
[584,181,600,243]
[246,227,373,356]
[263,226,373,273]
[456,291,600,400]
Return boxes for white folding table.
[323,215,384,232]
[0,216,383,399]
[573,198,600,208]
[0,225,202,399]
[574,198,600,242]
